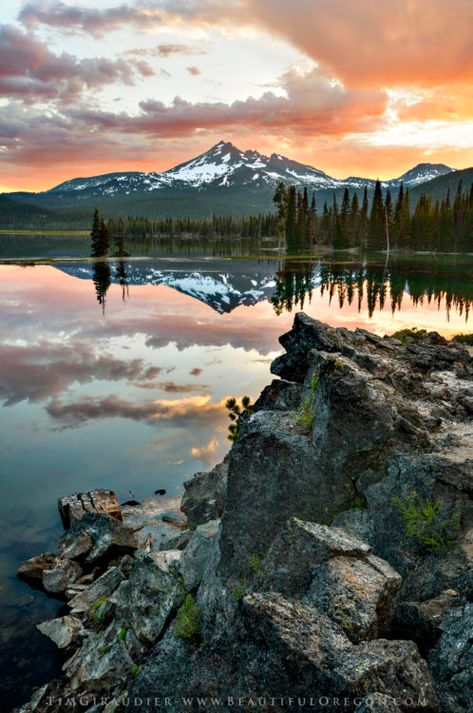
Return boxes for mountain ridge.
[1,140,469,228]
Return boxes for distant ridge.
[1,140,466,228]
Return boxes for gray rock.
[181,459,227,530]
[218,411,357,579]
[58,512,138,565]
[17,553,58,583]
[59,530,93,560]
[18,553,85,595]
[63,624,136,693]
[68,566,125,614]
[129,592,438,712]
[37,615,84,649]
[428,603,473,713]
[253,378,303,411]
[159,529,191,551]
[256,519,401,642]
[394,591,464,650]
[332,508,375,545]
[58,489,122,529]
[177,519,220,591]
[111,558,183,644]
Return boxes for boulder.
[68,565,125,614]
[18,553,83,594]
[218,411,353,579]
[129,592,438,712]
[394,591,464,650]
[42,557,84,594]
[58,489,122,529]
[159,528,191,551]
[63,625,136,693]
[110,558,183,644]
[253,378,303,411]
[181,460,227,530]
[17,553,59,584]
[37,615,84,649]
[58,512,138,565]
[256,519,401,642]
[176,519,220,591]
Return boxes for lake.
[1,235,473,710]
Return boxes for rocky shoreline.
[16,314,473,713]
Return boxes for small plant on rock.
[393,491,458,553]
[391,327,427,344]
[226,395,254,442]
[174,594,201,645]
[296,394,314,432]
[250,553,261,575]
[117,627,127,642]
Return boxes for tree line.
[273,180,473,252]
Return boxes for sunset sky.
[1,0,472,192]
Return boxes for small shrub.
[391,327,427,344]
[249,553,261,575]
[393,491,458,553]
[174,594,201,644]
[452,333,473,346]
[226,395,254,442]
[231,578,250,601]
[117,627,127,642]
[310,372,319,391]
[101,644,110,655]
[131,665,140,676]
[296,394,314,432]
[91,596,108,623]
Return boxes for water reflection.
[1,247,473,708]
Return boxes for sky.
[0,0,472,191]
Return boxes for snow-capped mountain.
[44,141,454,199]
[55,259,321,314]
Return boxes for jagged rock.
[177,519,220,591]
[144,549,182,572]
[332,508,375,545]
[17,553,58,584]
[63,624,136,693]
[428,603,473,713]
[253,378,303,411]
[68,566,125,614]
[58,513,138,565]
[366,454,472,574]
[218,411,353,579]
[271,313,354,382]
[58,489,122,529]
[130,592,438,712]
[59,530,93,560]
[159,528,191,551]
[256,519,401,642]
[394,591,464,650]
[37,615,84,649]
[18,554,83,595]
[181,459,227,529]
[110,558,183,644]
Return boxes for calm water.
[1,235,473,709]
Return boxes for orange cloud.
[245,0,473,88]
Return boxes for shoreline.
[14,314,473,712]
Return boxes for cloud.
[190,368,203,376]
[18,2,165,38]
[186,66,201,76]
[245,0,473,88]
[46,393,225,428]
[0,341,170,406]
[191,436,219,466]
[0,24,153,102]
[127,44,208,58]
